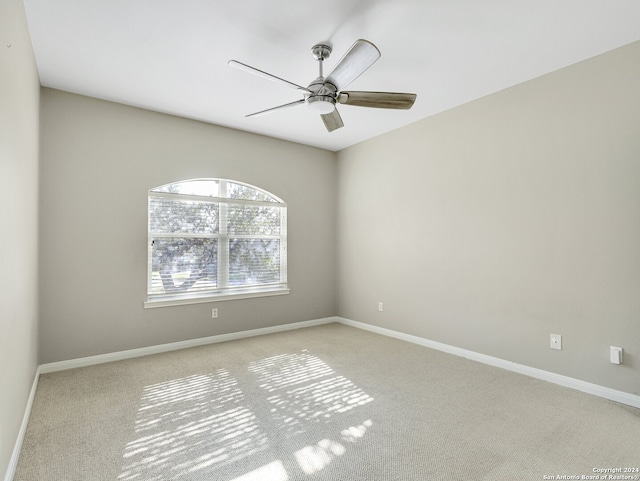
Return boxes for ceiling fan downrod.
[308,44,336,113]
[311,44,332,79]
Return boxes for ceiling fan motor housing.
[307,78,337,113]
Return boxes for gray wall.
[0,0,40,477]
[337,41,640,396]
[39,89,337,363]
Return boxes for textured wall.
[337,42,640,396]
[39,89,337,363]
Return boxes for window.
[145,179,288,307]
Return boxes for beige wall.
[337,41,640,395]
[39,89,337,363]
[0,0,40,477]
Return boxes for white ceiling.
[22,0,640,151]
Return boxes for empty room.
[2,0,640,480]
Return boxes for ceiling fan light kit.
[228,39,416,132]
[307,96,336,114]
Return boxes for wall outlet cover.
[550,334,562,350]
[610,346,623,364]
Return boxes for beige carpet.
[14,323,640,480]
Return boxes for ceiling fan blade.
[325,39,381,91]
[228,60,312,93]
[321,108,344,132]
[246,99,305,118]
[338,91,417,109]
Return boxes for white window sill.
[144,288,290,309]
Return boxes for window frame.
[144,179,289,308]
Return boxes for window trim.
[145,178,288,308]
[143,287,290,308]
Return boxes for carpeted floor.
[14,323,640,480]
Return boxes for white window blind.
[146,179,288,307]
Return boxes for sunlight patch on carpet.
[230,460,289,481]
[119,350,375,480]
[118,370,268,480]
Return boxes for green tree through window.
[147,179,287,305]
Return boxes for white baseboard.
[335,317,640,409]
[5,367,40,481]
[33,314,640,407]
[40,317,336,374]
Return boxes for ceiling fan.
[228,39,417,132]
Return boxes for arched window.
[145,179,288,307]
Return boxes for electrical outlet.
[378,302,384,312]
[211,308,218,319]
[550,334,562,350]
